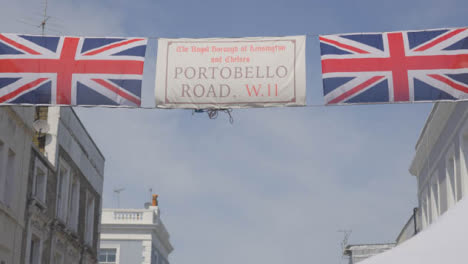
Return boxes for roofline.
[396,210,417,243]
[345,243,396,248]
[101,223,174,252]
[414,103,438,150]
[69,107,105,161]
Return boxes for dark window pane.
[98,253,106,262]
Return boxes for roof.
[344,243,396,256]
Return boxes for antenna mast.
[113,188,125,208]
[40,0,49,35]
[338,229,352,263]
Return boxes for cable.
[1,99,448,111]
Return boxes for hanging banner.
[0,34,147,106]
[155,36,306,109]
[319,27,468,105]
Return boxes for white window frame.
[99,244,120,264]
[85,192,95,246]
[66,172,80,233]
[25,219,45,264]
[0,139,5,202]
[26,233,43,264]
[32,158,48,205]
[56,158,71,222]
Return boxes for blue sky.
[1,0,467,263]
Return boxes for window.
[67,173,80,232]
[33,158,48,204]
[85,192,95,245]
[28,234,41,264]
[0,140,5,200]
[56,159,70,221]
[53,252,63,264]
[4,148,16,207]
[99,248,116,264]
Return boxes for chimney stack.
[152,194,159,206]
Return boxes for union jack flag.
[0,34,147,106]
[319,27,468,104]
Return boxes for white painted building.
[410,101,468,230]
[343,102,468,263]
[0,106,105,264]
[344,244,395,264]
[99,195,173,264]
[0,106,35,264]
[353,101,468,264]
[22,106,105,264]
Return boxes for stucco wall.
[0,106,35,264]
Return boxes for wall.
[44,107,104,193]
[0,106,35,264]
[410,102,468,230]
[101,240,144,264]
[44,107,105,260]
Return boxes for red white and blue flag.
[319,27,468,105]
[0,34,147,106]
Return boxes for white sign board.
[155,36,306,109]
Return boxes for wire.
[1,99,448,111]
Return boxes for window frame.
[84,191,95,246]
[53,252,64,264]
[32,158,48,206]
[25,230,43,264]
[99,245,120,264]
[56,158,71,222]
[0,140,5,201]
[66,172,80,233]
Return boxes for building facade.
[0,106,105,264]
[0,106,36,264]
[99,196,173,264]
[410,101,468,230]
[21,106,105,264]
[342,102,468,262]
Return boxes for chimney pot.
[152,194,159,206]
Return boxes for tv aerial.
[113,187,125,208]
